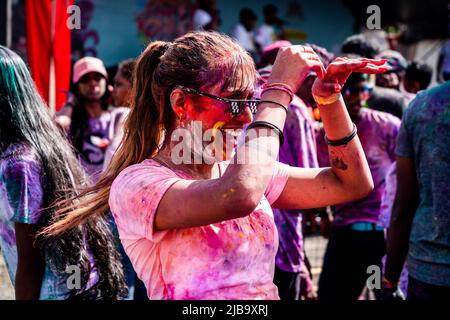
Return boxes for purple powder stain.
[0,224,16,246]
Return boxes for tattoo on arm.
[329,149,348,170]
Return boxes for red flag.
[26,0,73,112]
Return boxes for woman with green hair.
[0,46,125,299]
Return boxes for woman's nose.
[235,106,253,124]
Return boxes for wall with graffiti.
[12,0,355,68]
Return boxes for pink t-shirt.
[109,159,290,300]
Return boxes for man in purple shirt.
[272,94,320,300]
[317,72,401,300]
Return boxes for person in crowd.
[341,36,408,119]
[403,61,432,95]
[103,59,135,170]
[383,81,450,301]
[255,4,284,50]
[104,58,150,301]
[230,8,260,61]
[192,0,220,31]
[256,41,326,300]
[377,162,408,298]
[296,44,335,120]
[341,34,382,59]
[0,45,125,300]
[317,71,401,301]
[44,31,388,300]
[374,50,408,91]
[111,59,135,108]
[437,39,450,82]
[55,57,113,181]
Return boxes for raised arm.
[273,57,389,209]
[155,46,326,231]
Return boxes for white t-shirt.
[255,24,275,49]
[231,24,256,52]
[193,9,212,30]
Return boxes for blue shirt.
[396,81,450,287]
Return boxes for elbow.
[344,174,374,202]
[224,183,264,219]
[354,175,374,200]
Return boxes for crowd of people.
[0,9,449,301]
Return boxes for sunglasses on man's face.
[176,86,261,116]
[344,84,373,96]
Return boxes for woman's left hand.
[312,57,389,98]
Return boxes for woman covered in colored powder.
[45,32,388,300]
[0,46,125,299]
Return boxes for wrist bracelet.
[324,123,357,146]
[261,82,295,103]
[262,82,294,93]
[261,87,294,103]
[259,100,289,113]
[246,121,285,146]
[313,93,341,106]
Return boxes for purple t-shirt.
[273,97,319,273]
[317,108,400,225]
[78,111,112,181]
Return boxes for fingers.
[304,52,326,80]
[359,58,389,65]
[311,63,326,80]
[354,64,391,74]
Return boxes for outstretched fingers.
[354,64,391,74]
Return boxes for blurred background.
[0,0,449,300]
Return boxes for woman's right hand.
[268,45,326,93]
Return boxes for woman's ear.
[170,88,187,119]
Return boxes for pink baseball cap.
[72,56,108,83]
[262,40,293,55]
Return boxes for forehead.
[201,80,254,98]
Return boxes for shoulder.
[110,159,184,208]
[0,143,42,178]
[111,160,177,191]
[403,82,450,123]
[362,108,401,128]
[372,86,405,101]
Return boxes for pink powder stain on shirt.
[110,160,290,300]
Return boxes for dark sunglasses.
[344,84,373,96]
[176,86,261,116]
[78,72,104,84]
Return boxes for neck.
[156,143,217,180]
[85,101,104,118]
